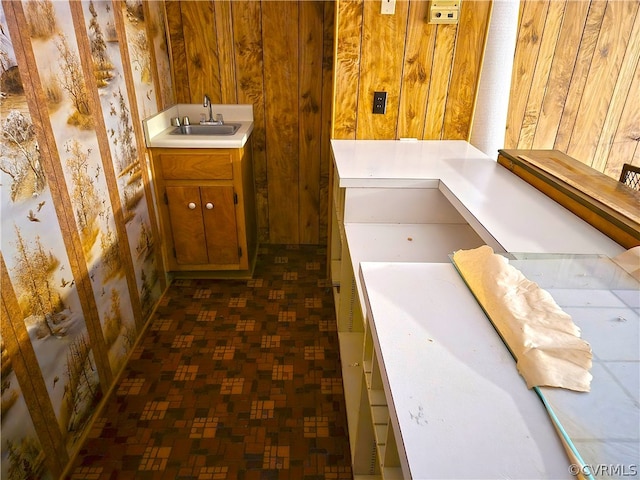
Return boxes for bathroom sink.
[170,123,240,136]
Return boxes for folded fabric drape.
[452,245,593,392]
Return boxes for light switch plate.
[381,0,396,15]
[428,0,460,24]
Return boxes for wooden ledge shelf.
[498,149,640,249]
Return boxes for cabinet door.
[166,186,208,264]
[201,186,239,265]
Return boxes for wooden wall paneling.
[553,1,607,152]
[231,1,268,242]
[158,0,492,243]
[181,1,221,104]
[263,1,300,243]
[164,0,189,103]
[332,0,363,139]
[5,1,113,387]
[516,0,565,149]
[319,0,335,245]
[566,1,639,165]
[505,0,550,148]
[299,1,324,243]
[355,0,409,140]
[604,57,640,178]
[214,0,238,104]
[69,1,144,332]
[1,254,69,478]
[505,0,640,179]
[112,0,168,293]
[592,6,640,172]
[423,24,456,139]
[398,1,436,139]
[442,0,492,140]
[532,0,591,149]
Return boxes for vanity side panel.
[239,140,258,268]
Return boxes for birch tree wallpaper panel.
[1,0,172,477]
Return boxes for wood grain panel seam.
[505,0,549,148]
[424,24,457,139]
[394,4,413,139]
[531,0,591,150]
[592,3,640,172]
[165,0,189,102]
[521,0,566,149]
[565,1,639,164]
[353,0,365,138]
[332,0,364,139]
[445,0,492,140]
[553,0,607,152]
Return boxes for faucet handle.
[216,113,224,124]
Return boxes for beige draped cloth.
[452,245,592,392]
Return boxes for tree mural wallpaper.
[78,0,163,323]
[25,0,138,381]
[1,6,91,477]
[0,0,172,477]
[144,0,173,110]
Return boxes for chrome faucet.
[201,94,223,125]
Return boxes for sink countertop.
[143,104,254,149]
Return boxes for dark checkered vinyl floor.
[68,245,353,480]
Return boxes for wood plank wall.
[164,0,492,244]
[164,0,335,245]
[332,0,492,140]
[506,0,640,180]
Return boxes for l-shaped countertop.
[331,140,637,479]
[331,139,624,258]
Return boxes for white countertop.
[360,261,575,479]
[143,104,254,148]
[332,139,624,257]
[359,255,640,480]
[332,140,636,479]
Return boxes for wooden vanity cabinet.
[149,141,257,276]
[165,185,238,265]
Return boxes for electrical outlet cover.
[428,0,460,24]
[373,91,387,114]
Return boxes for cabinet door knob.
[188,202,197,210]
[205,202,214,210]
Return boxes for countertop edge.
[146,122,254,149]
[143,104,254,149]
[331,140,625,258]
